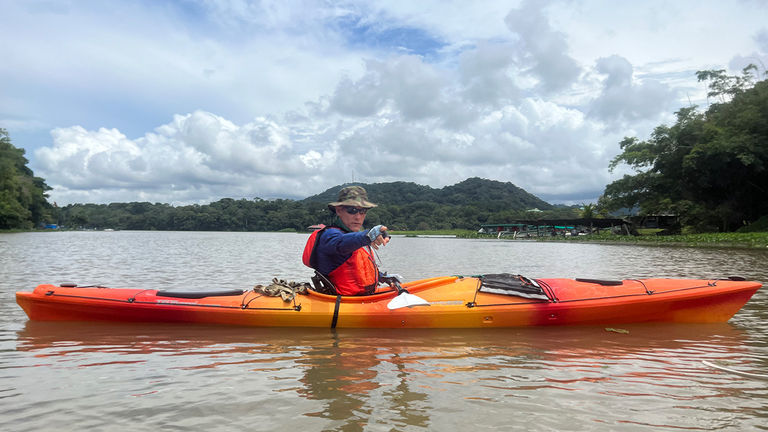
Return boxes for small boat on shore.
[15,274,761,329]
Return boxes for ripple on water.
[1,232,767,431]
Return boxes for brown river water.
[1,231,767,431]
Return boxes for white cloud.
[36,89,620,205]
[458,41,519,107]
[37,112,323,204]
[588,55,678,127]
[4,0,767,206]
[504,0,581,93]
[0,0,364,133]
[330,56,446,120]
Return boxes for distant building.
[630,214,679,230]
[479,218,633,237]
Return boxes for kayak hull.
[16,276,761,328]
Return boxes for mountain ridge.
[303,177,553,210]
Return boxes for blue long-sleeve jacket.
[315,227,372,276]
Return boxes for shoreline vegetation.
[388,230,768,249]
[4,228,768,249]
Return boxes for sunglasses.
[342,207,368,215]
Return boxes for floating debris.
[702,360,768,380]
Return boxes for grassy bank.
[544,232,768,249]
[390,229,768,249]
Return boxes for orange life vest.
[328,246,378,295]
[303,226,379,296]
[302,225,326,269]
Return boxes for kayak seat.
[309,271,395,297]
[310,271,338,295]
[156,289,245,299]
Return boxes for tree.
[580,203,596,219]
[599,67,768,232]
[696,64,759,104]
[0,129,52,229]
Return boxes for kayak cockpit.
[156,289,246,299]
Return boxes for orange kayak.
[15,275,761,328]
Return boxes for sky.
[2,0,767,206]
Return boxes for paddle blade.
[387,293,430,310]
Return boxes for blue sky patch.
[335,15,446,59]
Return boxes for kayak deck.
[15,276,761,328]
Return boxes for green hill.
[52,177,566,232]
[304,177,552,210]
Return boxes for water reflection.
[16,322,435,431]
[17,321,751,360]
[296,332,431,431]
[11,319,768,430]
[15,323,759,386]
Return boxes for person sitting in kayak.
[303,186,389,296]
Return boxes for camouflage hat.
[328,186,378,209]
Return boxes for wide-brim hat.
[328,186,378,209]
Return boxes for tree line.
[49,179,578,232]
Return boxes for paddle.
[374,230,430,309]
[386,277,430,310]
[379,271,430,309]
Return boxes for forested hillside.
[304,178,552,209]
[52,178,569,232]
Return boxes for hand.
[367,225,390,249]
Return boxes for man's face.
[336,206,367,231]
